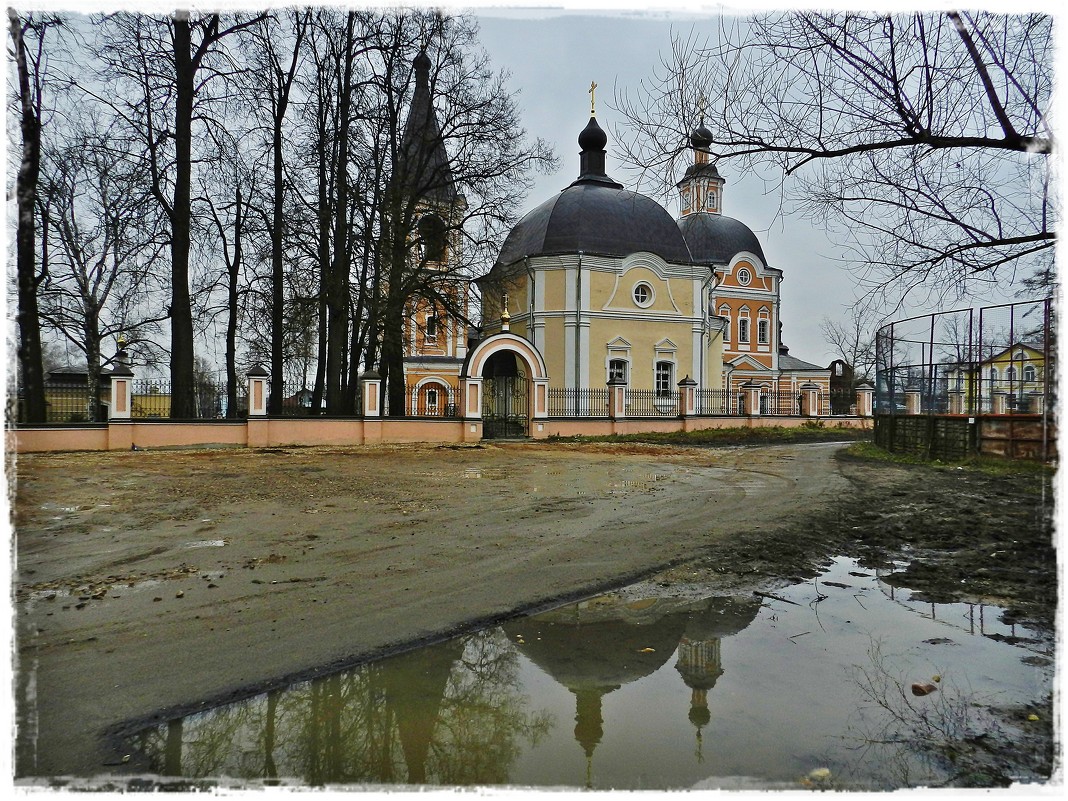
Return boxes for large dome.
[494,182,694,268]
[678,212,766,265]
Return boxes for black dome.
[495,182,694,267]
[678,212,766,265]
[690,123,713,151]
[578,116,608,152]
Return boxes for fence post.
[246,365,269,417]
[532,378,549,419]
[741,381,761,415]
[677,376,697,417]
[607,377,627,420]
[948,389,964,415]
[992,389,1009,415]
[855,382,874,417]
[359,371,382,418]
[905,384,923,415]
[799,382,820,417]
[1028,390,1045,415]
[109,361,134,421]
[464,376,483,419]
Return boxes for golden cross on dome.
[698,94,708,122]
[589,81,598,115]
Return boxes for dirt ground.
[7,439,1057,786]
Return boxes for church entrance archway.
[462,332,549,440]
[481,351,528,439]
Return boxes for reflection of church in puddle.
[503,593,759,786]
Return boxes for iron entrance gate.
[482,375,528,439]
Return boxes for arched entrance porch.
[462,333,549,439]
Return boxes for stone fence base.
[8,414,869,454]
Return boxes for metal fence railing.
[546,387,610,417]
[625,389,680,417]
[875,299,1053,417]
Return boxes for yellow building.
[473,104,829,423]
[944,342,1048,413]
[477,113,724,399]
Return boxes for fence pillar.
[741,381,761,415]
[359,371,382,418]
[904,385,923,415]
[607,378,627,420]
[799,382,820,417]
[992,389,1009,415]
[532,378,549,419]
[947,389,965,415]
[109,363,134,421]
[855,382,874,417]
[246,365,269,417]
[464,377,483,419]
[1028,390,1045,415]
[678,376,697,417]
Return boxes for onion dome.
[689,122,713,152]
[578,116,608,153]
[678,212,766,265]
[493,114,694,267]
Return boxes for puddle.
[107,557,1051,790]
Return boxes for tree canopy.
[613,11,1055,306]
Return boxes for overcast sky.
[463,1,1048,364]
[471,4,851,364]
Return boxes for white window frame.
[608,358,628,384]
[655,361,674,396]
[757,318,770,345]
[632,282,654,308]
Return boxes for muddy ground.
[7,440,1057,787]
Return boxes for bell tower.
[676,106,725,217]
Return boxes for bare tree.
[367,11,556,415]
[8,10,62,423]
[820,303,887,384]
[239,10,311,413]
[90,10,266,418]
[37,115,168,420]
[613,11,1054,306]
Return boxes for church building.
[395,65,830,427]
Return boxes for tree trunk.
[225,184,242,419]
[9,12,48,424]
[169,16,198,419]
[325,13,355,414]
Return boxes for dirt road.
[11,440,854,778]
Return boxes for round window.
[736,268,752,286]
[632,282,654,307]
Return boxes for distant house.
[942,342,1047,413]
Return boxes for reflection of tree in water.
[126,629,551,785]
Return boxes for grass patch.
[841,440,1055,477]
[547,424,871,448]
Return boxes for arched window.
[425,306,438,342]
[1024,365,1037,383]
[418,214,447,263]
[608,359,628,384]
[719,305,731,343]
[1006,366,1017,383]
